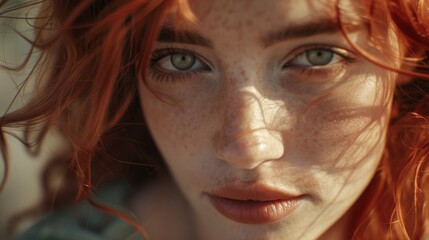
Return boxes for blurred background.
[0,1,64,238]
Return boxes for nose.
[215,88,285,170]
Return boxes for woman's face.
[139,0,396,239]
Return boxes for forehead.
[190,0,331,24]
[169,0,360,31]
[160,0,364,52]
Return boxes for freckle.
[174,129,180,137]
[254,9,263,16]
[264,16,272,24]
[239,68,245,77]
[207,23,216,30]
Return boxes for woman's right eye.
[149,48,211,82]
[151,49,210,72]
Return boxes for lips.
[206,183,303,224]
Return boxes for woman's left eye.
[151,49,210,72]
[285,48,350,68]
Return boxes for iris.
[171,53,196,70]
[306,49,334,66]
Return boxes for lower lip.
[208,195,302,224]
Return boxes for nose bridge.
[222,61,268,131]
[224,88,266,136]
[215,86,284,170]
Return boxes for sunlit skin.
[133,0,398,239]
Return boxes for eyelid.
[148,46,213,83]
[282,44,357,67]
[150,47,213,71]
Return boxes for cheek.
[138,84,210,169]
[139,88,221,197]
[142,102,194,158]
[293,71,392,166]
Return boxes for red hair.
[0,0,428,239]
[335,1,429,238]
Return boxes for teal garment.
[15,181,145,240]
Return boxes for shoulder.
[14,181,145,240]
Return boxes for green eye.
[306,49,334,66]
[171,53,196,70]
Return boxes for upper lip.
[208,182,300,201]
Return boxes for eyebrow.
[262,18,362,47]
[157,17,363,48]
[157,26,214,48]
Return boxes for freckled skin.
[137,0,397,239]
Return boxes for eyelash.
[149,47,211,82]
[283,45,357,77]
[148,46,357,82]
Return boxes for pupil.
[307,50,333,66]
[171,53,195,70]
